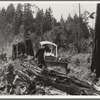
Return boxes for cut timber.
[24,65,100,95]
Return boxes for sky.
[0,2,98,27]
[36,3,97,20]
[36,2,97,28]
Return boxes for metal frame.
[39,41,58,58]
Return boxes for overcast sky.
[0,2,98,27]
[36,3,97,20]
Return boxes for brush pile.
[0,57,99,95]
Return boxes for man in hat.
[35,45,48,69]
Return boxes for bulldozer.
[39,41,68,74]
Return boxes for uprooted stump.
[24,65,100,95]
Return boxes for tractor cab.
[39,41,58,61]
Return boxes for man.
[35,45,48,69]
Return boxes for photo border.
[0,0,99,100]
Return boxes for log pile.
[24,65,100,95]
[1,59,100,95]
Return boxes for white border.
[0,1,100,98]
[0,95,100,98]
[0,1,99,3]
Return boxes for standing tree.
[22,3,34,40]
[0,7,7,34]
[13,3,23,35]
[6,4,15,24]
[91,4,100,81]
[65,14,89,53]
[43,7,53,33]
[35,9,44,41]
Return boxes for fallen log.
[24,65,100,95]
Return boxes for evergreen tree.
[22,3,34,39]
[6,3,15,24]
[0,7,7,31]
[13,3,23,35]
[35,9,44,40]
[43,7,53,33]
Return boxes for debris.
[0,56,100,95]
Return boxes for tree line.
[0,3,94,54]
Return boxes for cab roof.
[39,41,57,47]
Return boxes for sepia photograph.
[0,1,99,96]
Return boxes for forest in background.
[0,3,95,56]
